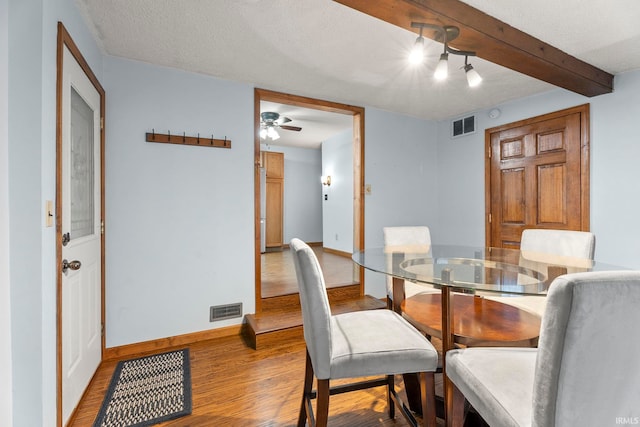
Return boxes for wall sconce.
[321,175,332,186]
[409,22,482,87]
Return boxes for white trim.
[0,0,14,423]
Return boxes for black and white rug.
[93,348,192,427]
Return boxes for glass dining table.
[352,244,625,424]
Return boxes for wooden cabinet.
[262,152,284,249]
[264,151,284,179]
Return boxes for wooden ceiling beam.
[333,0,613,96]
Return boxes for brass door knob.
[62,259,81,274]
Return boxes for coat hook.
[152,128,155,139]
[183,132,186,142]
[211,134,214,146]
[197,133,200,144]
[224,136,227,146]
[168,130,171,141]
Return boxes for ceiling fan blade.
[277,116,292,124]
[280,125,302,132]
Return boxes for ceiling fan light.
[434,53,449,80]
[267,126,280,140]
[259,128,267,139]
[408,36,425,64]
[465,63,482,87]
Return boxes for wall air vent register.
[451,115,476,138]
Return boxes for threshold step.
[243,295,386,350]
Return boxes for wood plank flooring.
[70,335,439,426]
[261,247,357,298]
[71,334,493,426]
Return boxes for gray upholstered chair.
[446,271,640,427]
[290,238,438,427]
[383,226,435,309]
[487,228,596,317]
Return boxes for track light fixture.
[409,22,482,88]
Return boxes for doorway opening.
[253,89,365,313]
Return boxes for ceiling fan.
[260,111,302,140]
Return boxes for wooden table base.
[402,292,541,348]
[400,291,541,424]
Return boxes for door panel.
[60,44,103,425]
[537,163,566,225]
[486,105,589,248]
[265,178,283,248]
[500,168,525,224]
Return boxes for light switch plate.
[45,200,54,227]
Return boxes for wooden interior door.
[264,151,284,248]
[265,177,283,248]
[486,104,590,248]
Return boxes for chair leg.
[449,382,466,427]
[298,350,314,427]
[316,379,330,427]
[419,372,437,427]
[402,373,423,413]
[386,374,395,419]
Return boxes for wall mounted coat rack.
[145,129,231,149]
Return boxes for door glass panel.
[69,87,94,239]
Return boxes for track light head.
[464,62,482,87]
[409,36,425,64]
[434,53,449,80]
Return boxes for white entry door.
[60,45,102,425]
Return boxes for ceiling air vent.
[451,115,476,138]
[210,303,243,322]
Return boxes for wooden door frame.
[484,103,590,247]
[56,22,106,427]
[254,89,365,313]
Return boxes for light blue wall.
[322,129,354,253]
[261,144,323,244]
[1,0,13,423]
[363,108,440,296]
[103,56,255,347]
[436,71,640,268]
[8,2,45,423]
[8,0,103,424]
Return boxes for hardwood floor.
[261,246,357,298]
[70,335,439,426]
[71,333,495,426]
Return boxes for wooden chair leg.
[316,379,330,427]
[387,374,395,419]
[420,372,437,427]
[449,381,466,427]
[298,350,314,427]
[402,373,423,413]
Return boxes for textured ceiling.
[76,0,640,146]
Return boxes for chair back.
[383,226,432,253]
[290,238,332,379]
[383,226,432,297]
[532,271,640,427]
[520,229,595,260]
